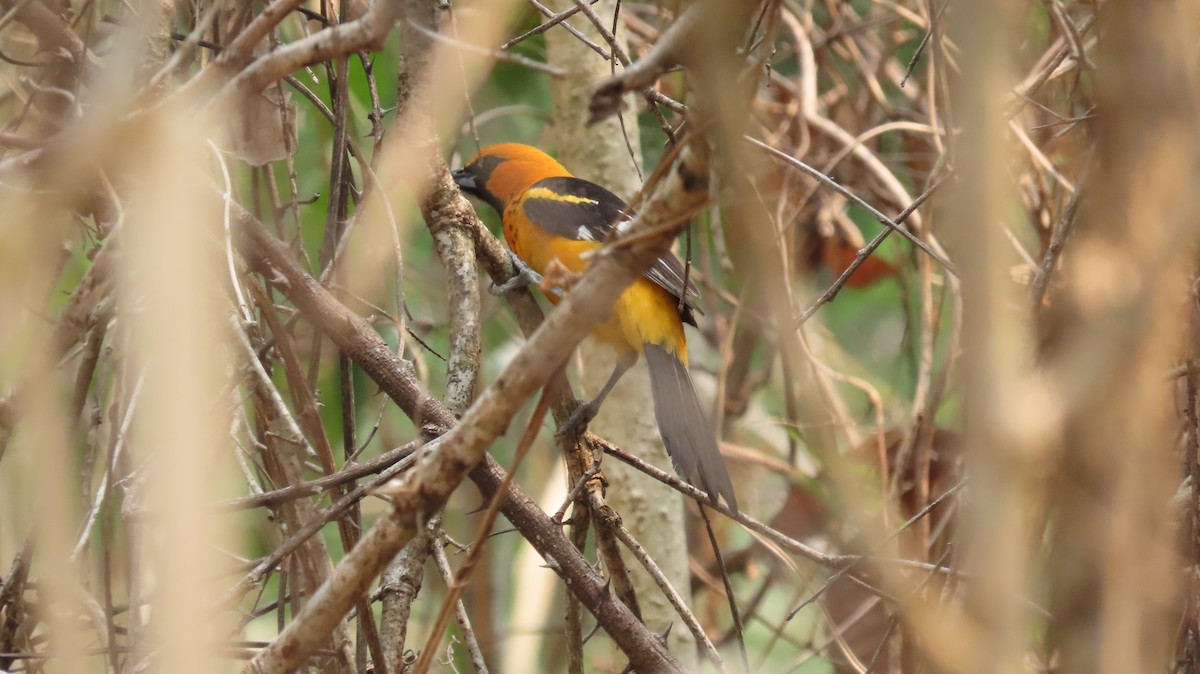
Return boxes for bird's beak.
[451,167,476,191]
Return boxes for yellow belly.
[504,216,687,363]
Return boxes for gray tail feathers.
[644,344,738,514]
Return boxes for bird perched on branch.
[452,142,737,513]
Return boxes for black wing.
[522,176,702,322]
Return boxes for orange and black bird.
[453,143,737,513]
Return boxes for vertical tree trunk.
[544,1,699,667]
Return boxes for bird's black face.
[451,154,505,214]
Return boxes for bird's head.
[452,143,571,213]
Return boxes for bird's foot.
[490,253,544,295]
[556,400,599,439]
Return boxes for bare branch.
[235,158,706,668]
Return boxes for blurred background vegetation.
[1,0,1194,672]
